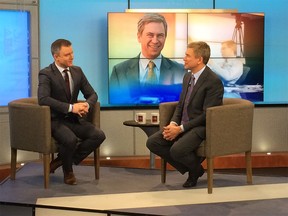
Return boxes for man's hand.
[162,123,182,141]
[72,102,89,117]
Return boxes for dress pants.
[146,128,203,176]
[51,117,106,173]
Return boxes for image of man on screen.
[208,40,244,86]
[109,13,186,104]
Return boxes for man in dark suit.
[146,41,224,188]
[109,13,185,104]
[38,39,106,185]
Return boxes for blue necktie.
[181,74,195,124]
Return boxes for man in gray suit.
[38,39,106,185]
[147,42,224,188]
[109,13,185,104]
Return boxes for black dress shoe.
[183,166,205,188]
[50,157,63,173]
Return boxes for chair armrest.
[79,101,100,128]
[89,101,100,128]
[8,98,52,153]
[205,99,254,157]
[159,101,178,128]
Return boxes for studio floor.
[0,162,287,216]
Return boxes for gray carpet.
[0,162,287,216]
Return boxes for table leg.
[139,126,159,169]
[150,152,155,169]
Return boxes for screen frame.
[107,11,265,108]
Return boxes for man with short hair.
[110,13,185,104]
[147,41,224,188]
[38,39,106,185]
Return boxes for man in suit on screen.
[109,13,186,104]
[147,41,224,188]
[38,39,106,185]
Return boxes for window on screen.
[0,10,30,106]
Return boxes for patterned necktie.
[63,69,71,101]
[181,74,195,124]
[146,61,157,84]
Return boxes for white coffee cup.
[135,112,146,124]
[151,112,159,124]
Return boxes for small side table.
[123,120,159,169]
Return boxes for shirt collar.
[139,53,162,70]
[55,63,69,73]
[190,66,206,83]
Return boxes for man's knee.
[96,129,106,143]
[146,131,164,153]
[89,129,106,149]
[146,136,153,150]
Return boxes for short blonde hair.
[187,41,211,65]
[137,13,167,37]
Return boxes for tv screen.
[108,12,264,107]
[0,10,31,106]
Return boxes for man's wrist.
[85,102,90,109]
[170,121,178,126]
[179,125,184,133]
[69,104,73,112]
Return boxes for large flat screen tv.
[108,12,264,107]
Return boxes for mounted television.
[0,9,31,106]
[108,12,264,107]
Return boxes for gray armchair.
[8,97,100,188]
[159,98,254,194]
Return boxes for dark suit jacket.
[38,63,97,121]
[110,54,185,87]
[109,54,185,104]
[171,66,224,139]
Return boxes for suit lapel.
[52,63,72,101]
[182,72,192,97]
[189,68,209,102]
[126,56,140,84]
[159,57,174,84]
[69,67,83,101]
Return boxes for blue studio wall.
[40,0,288,106]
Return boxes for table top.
[123,120,159,128]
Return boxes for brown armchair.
[159,98,254,194]
[8,97,100,188]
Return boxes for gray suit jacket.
[38,63,97,120]
[172,66,224,139]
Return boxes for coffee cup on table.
[151,112,159,124]
[135,112,146,124]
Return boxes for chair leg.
[161,158,166,183]
[10,148,17,180]
[207,157,214,194]
[43,154,50,189]
[94,148,100,180]
[245,151,253,184]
